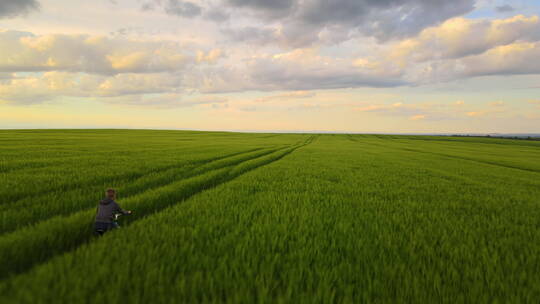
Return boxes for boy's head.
[106,188,116,199]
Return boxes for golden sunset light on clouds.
[1,0,539,133]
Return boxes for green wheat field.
[1,129,539,303]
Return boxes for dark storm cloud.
[0,0,39,18]
[496,5,515,13]
[299,0,475,40]
[220,26,276,44]
[226,0,294,11]
[204,7,230,22]
[141,0,202,17]
[139,0,476,45]
[219,0,476,45]
[164,0,202,18]
[140,2,155,11]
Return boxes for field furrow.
[0,147,259,205]
[0,147,292,234]
[346,136,540,195]
[354,137,540,173]
[0,132,309,205]
[0,141,309,280]
[399,147,540,173]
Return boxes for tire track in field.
[0,148,286,236]
[1,147,271,206]
[0,141,310,280]
[1,142,275,174]
[346,137,540,192]
[349,136,540,174]
[1,150,171,174]
[399,147,540,174]
[2,147,266,210]
[385,135,540,148]
[1,156,84,174]
[0,147,291,235]
[0,137,313,281]
[0,147,267,222]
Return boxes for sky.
[0,0,539,133]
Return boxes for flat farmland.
[1,130,539,303]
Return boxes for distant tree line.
[450,134,540,141]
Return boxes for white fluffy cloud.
[0,72,186,104]
[361,15,540,82]
[460,42,540,76]
[0,71,230,109]
[0,30,193,75]
[391,15,540,62]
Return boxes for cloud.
[350,100,516,122]
[410,114,426,120]
[102,94,227,108]
[0,72,77,104]
[0,72,13,80]
[188,49,407,93]
[95,73,183,96]
[227,0,293,12]
[372,15,540,83]
[196,49,223,64]
[496,5,515,13]
[465,106,506,117]
[489,101,504,106]
[0,30,192,75]
[4,13,540,106]
[0,0,39,18]
[204,7,230,22]
[459,42,540,76]
[529,100,540,108]
[164,0,202,18]
[142,0,202,17]
[158,0,475,47]
[0,70,230,109]
[0,29,406,105]
[352,101,473,121]
[355,102,405,112]
[141,2,156,11]
[220,26,277,45]
[466,111,485,117]
[391,15,540,62]
[221,24,348,48]
[255,91,315,102]
[0,71,186,104]
[302,0,474,41]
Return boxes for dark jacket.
[95,198,129,223]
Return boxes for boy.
[94,188,132,234]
